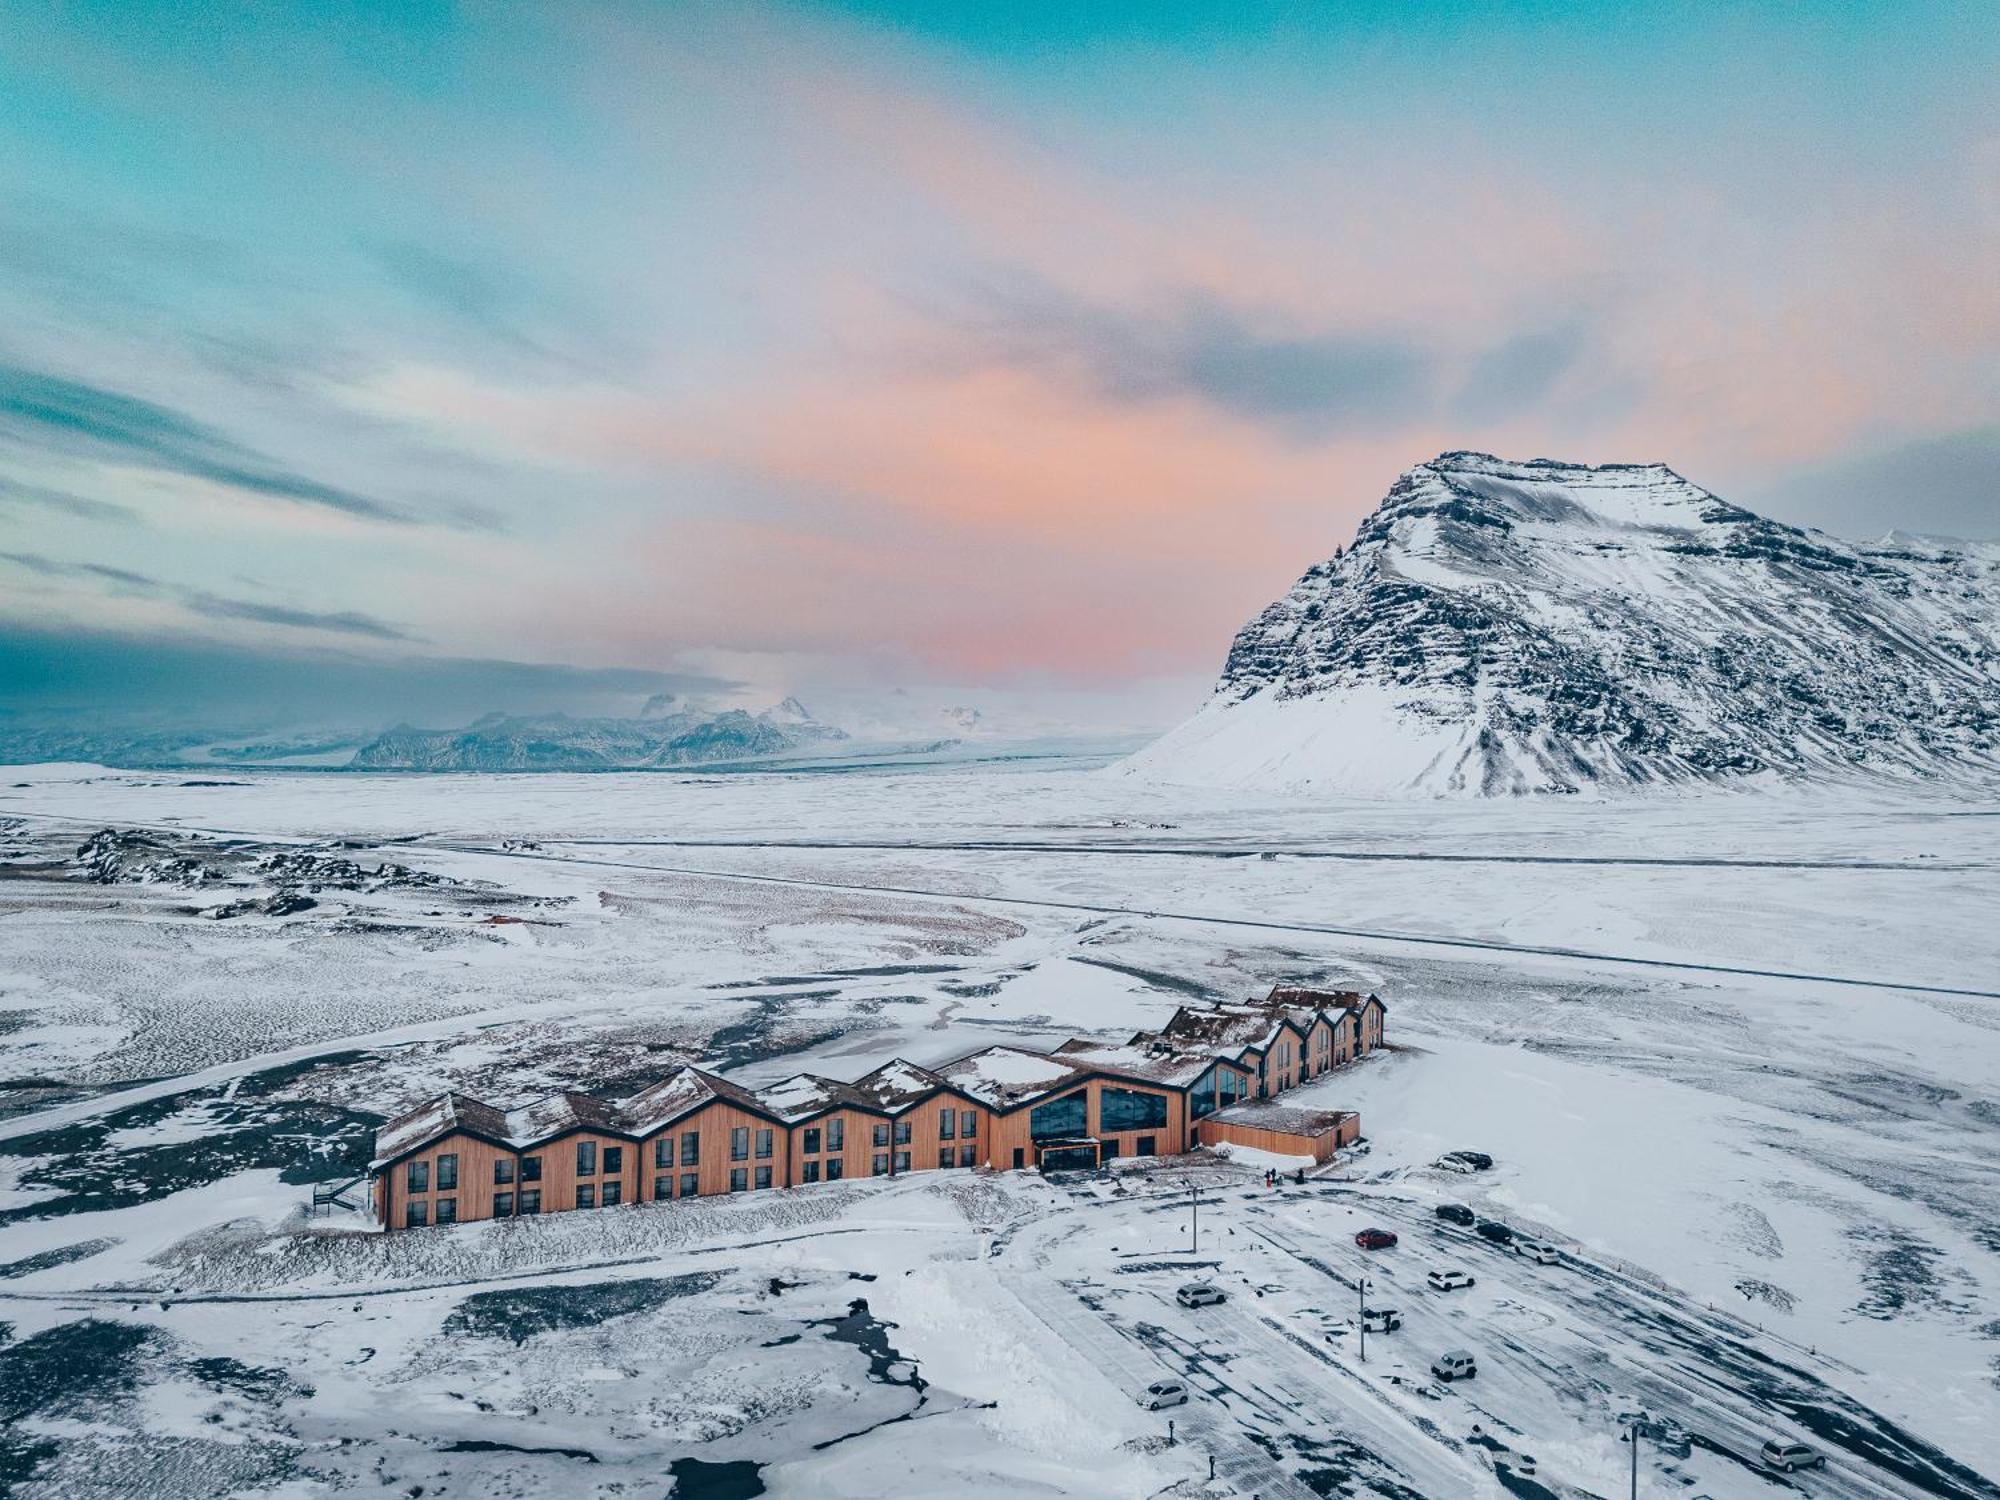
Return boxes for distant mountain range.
[349,699,847,771]
[1122,452,2000,797]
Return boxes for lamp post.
[1190,1177,1200,1254]
[1357,1274,1368,1364]
[1628,1417,1641,1499]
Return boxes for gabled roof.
[850,1057,949,1112]
[933,1045,1087,1108]
[620,1066,760,1135]
[371,1092,508,1168]
[754,1071,877,1123]
[1266,984,1382,1014]
[504,1090,621,1143]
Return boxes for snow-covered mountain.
[1122,452,2000,797]
[351,701,847,772]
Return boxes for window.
[405,1200,428,1228]
[518,1189,541,1215]
[872,1122,889,1147]
[804,1160,821,1183]
[730,1168,748,1192]
[576,1141,597,1176]
[755,1128,773,1159]
[1012,1148,1025,1169]
[1102,1139,1120,1161]
[680,1172,699,1198]
[730,1127,749,1161]
[520,1155,542,1182]
[827,1118,844,1151]
[604,1146,623,1175]
[1100,1087,1168,1134]
[681,1132,700,1166]
[1028,1091,1087,1142]
[894,1151,910,1173]
[576,1183,596,1209]
[803,1127,821,1155]
[754,1165,772,1189]
[872,1153,889,1176]
[939,1150,953,1169]
[602,1180,622,1207]
[939,1111,955,1139]
[435,1197,457,1223]
[406,1160,429,1193]
[436,1153,458,1190]
[1137,1136,1157,1157]
[826,1158,844,1180]
[958,1144,977,1168]
[893,1120,911,1146]
[961,1109,977,1137]
[654,1176,672,1201]
[494,1158,515,1185]
[655,1137,673,1168]
[494,1191,514,1217]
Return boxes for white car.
[1431,1349,1477,1381]
[1141,1379,1188,1410]
[1519,1241,1560,1264]
[1427,1269,1476,1291]
[1176,1282,1226,1308]
[1432,1154,1478,1174]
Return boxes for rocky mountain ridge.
[1122,452,2000,797]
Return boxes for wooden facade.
[371,986,1386,1231]
[1196,1109,1360,1164]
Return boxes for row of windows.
[654,1132,703,1169]
[575,1141,624,1176]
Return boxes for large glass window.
[436,1153,458,1190]
[519,1189,540,1214]
[730,1127,748,1160]
[755,1129,773,1159]
[827,1158,844,1180]
[681,1133,700,1166]
[803,1127,821,1154]
[958,1144,977,1168]
[828,1118,844,1150]
[495,1191,514,1216]
[655,1137,672,1168]
[494,1158,515,1185]
[436,1197,457,1223]
[406,1160,429,1193]
[1100,1087,1168,1134]
[680,1172,699,1197]
[730,1168,748,1192]
[604,1146,623,1175]
[961,1109,977,1137]
[576,1183,596,1209]
[804,1160,820,1183]
[894,1151,910,1173]
[603,1181,622,1206]
[939,1111,955,1140]
[1029,1091,1087,1142]
[871,1153,889,1176]
[893,1120,911,1146]
[754,1166,772,1189]
[405,1200,428,1228]
[520,1156,542,1182]
[576,1141,597,1176]
[654,1177,672,1201]
[872,1122,889,1147]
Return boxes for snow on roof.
[1054,1041,1219,1089]
[755,1072,872,1122]
[935,1046,1086,1107]
[371,1092,507,1167]
[1266,985,1378,1013]
[1208,1100,1354,1137]
[620,1067,721,1135]
[851,1058,947,1112]
[502,1090,620,1144]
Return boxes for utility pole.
[1190,1178,1199,1254]
[1357,1274,1368,1363]
[1628,1417,1641,1499]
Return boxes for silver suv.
[1176,1282,1226,1308]
[1761,1439,1824,1472]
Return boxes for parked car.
[1521,1241,1560,1264]
[1176,1282,1226,1308]
[1141,1379,1188,1410]
[1355,1227,1399,1250]
[1428,1269,1476,1291]
[1361,1306,1402,1333]
[1761,1439,1824,1472]
[1435,1203,1476,1226]
[1643,1419,1693,1458]
[1433,1154,1478,1174]
[1475,1220,1515,1246]
[1431,1349,1478,1381]
[1444,1149,1493,1170]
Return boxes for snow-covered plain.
[1,760,1997,1498]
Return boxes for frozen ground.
[0,760,1996,1498]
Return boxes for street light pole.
[1629,1418,1640,1499]
[1190,1178,1199,1254]
[1358,1274,1367,1364]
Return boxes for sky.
[1,0,1995,735]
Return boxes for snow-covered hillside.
[351,700,847,771]
[1123,452,2000,797]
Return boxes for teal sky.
[1,1,1994,730]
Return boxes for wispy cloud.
[0,360,443,527]
[0,550,418,641]
[0,475,142,525]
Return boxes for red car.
[1355,1228,1399,1250]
